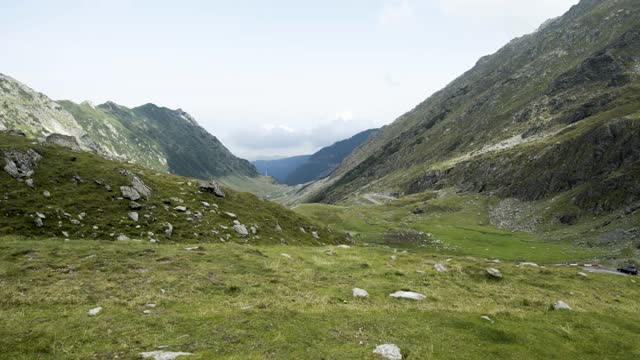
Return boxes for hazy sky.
[1,0,579,160]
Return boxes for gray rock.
[70,219,81,225]
[174,206,187,212]
[352,288,369,298]
[131,175,152,198]
[481,315,494,323]
[577,272,588,277]
[518,262,539,268]
[46,133,81,151]
[25,178,34,188]
[139,351,192,360]
[128,212,139,222]
[389,291,426,300]
[233,224,248,236]
[62,231,69,238]
[486,268,503,278]
[34,217,43,227]
[120,186,141,201]
[129,201,142,210]
[43,190,50,197]
[337,245,351,249]
[434,264,447,272]
[552,300,572,311]
[311,231,320,240]
[87,306,102,316]
[280,253,292,259]
[199,180,225,198]
[2,148,41,179]
[225,212,237,219]
[275,223,282,232]
[36,212,46,219]
[105,184,112,192]
[1,129,26,137]
[372,344,402,360]
[164,223,173,236]
[117,234,130,241]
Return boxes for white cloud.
[379,0,414,26]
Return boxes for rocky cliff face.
[309,0,640,216]
[0,74,257,179]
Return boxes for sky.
[1,0,579,160]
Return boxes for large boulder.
[199,180,225,198]
[120,186,141,201]
[45,133,81,151]
[2,148,42,179]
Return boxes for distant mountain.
[305,0,640,217]
[0,73,257,179]
[284,128,377,185]
[253,155,311,183]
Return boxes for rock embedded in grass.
[372,343,402,360]
[337,244,351,249]
[233,224,248,236]
[174,206,187,212]
[87,307,102,316]
[352,288,369,298]
[389,291,426,300]
[128,212,139,222]
[552,300,572,311]
[486,268,502,278]
[120,186,140,201]
[518,262,539,268]
[42,190,50,197]
[280,253,292,259]
[139,351,192,360]
[434,264,447,272]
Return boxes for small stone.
[34,218,43,227]
[275,223,282,232]
[486,268,502,278]
[43,190,50,197]
[201,201,210,207]
[62,231,69,237]
[25,178,34,188]
[390,255,397,260]
[233,224,248,236]
[352,288,369,298]
[311,231,320,240]
[372,343,402,360]
[325,249,336,256]
[337,245,351,249]
[225,212,237,219]
[518,262,539,268]
[145,304,156,308]
[174,206,187,212]
[164,223,173,236]
[577,272,588,277]
[129,201,142,210]
[280,253,292,259]
[139,351,192,360]
[35,212,46,219]
[416,270,425,274]
[481,315,494,323]
[117,234,130,241]
[87,307,102,316]
[389,291,426,300]
[70,219,81,225]
[434,264,447,272]
[128,212,139,222]
[552,300,572,311]
[143,310,152,314]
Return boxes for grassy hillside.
[1,237,638,359]
[307,0,640,218]
[0,132,340,245]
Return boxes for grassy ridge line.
[0,238,638,359]
[0,133,341,245]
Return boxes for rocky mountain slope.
[284,128,378,185]
[308,0,640,221]
[0,73,257,179]
[0,131,341,244]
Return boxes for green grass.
[0,133,341,245]
[1,236,638,359]
[295,192,608,263]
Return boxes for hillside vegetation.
[306,0,640,225]
[0,132,340,245]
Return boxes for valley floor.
[1,237,639,359]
